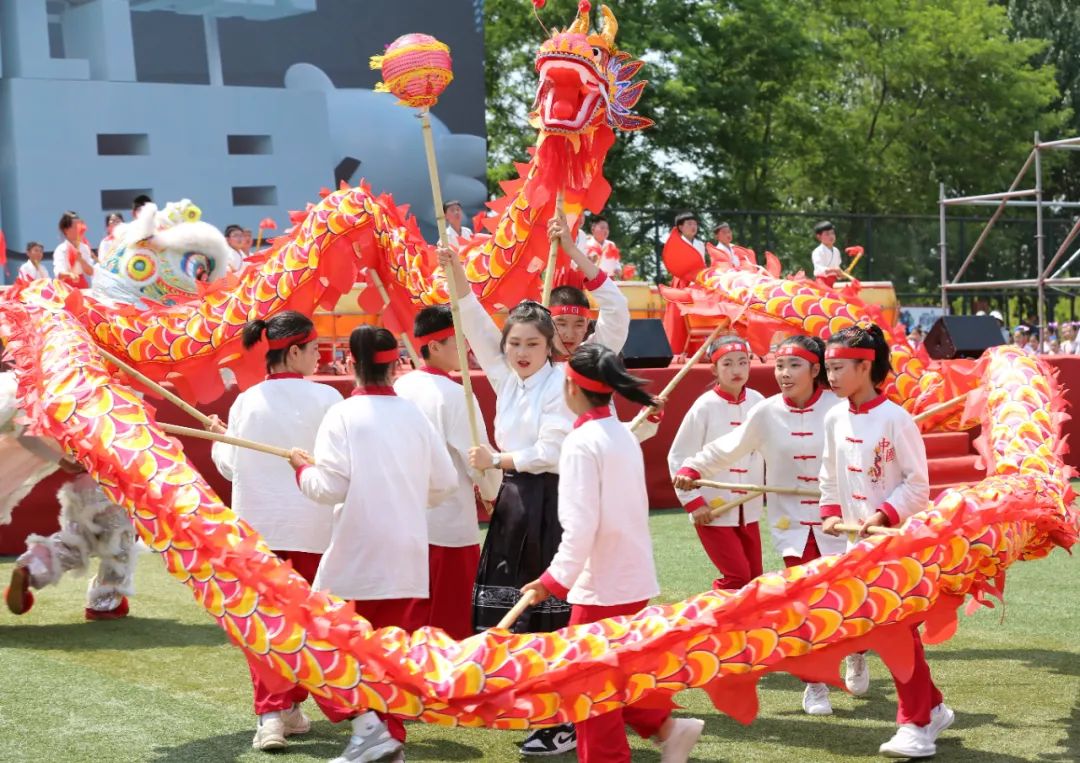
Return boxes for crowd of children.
[2,209,955,761]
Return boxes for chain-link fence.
[597,207,1080,325]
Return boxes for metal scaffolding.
[939,133,1080,339]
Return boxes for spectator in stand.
[444,200,473,251]
[712,222,738,267]
[989,310,1009,342]
[1024,331,1040,356]
[1012,326,1029,349]
[907,327,925,349]
[1045,336,1061,354]
[1059,323,1077,354]
[675,211,706,258]
[132,194,152,219]
[52,211,96,289]
[811,221,845,287]
[583,216,622,279]
[223,225,246,273]
[97,213,124,262]
[18,242,49,281]
[242,228,255,254]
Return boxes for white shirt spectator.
[811,244,842,277]
[446,225,474,252]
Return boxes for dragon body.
[0,1,1075,735]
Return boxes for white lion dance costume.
[1,371,135,618]
[4,200,234,618]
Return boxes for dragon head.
[532,2,653,136]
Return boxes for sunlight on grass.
[1,509,1077,761]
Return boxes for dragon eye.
[591,46,602,58]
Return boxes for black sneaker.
[520,724,576,756]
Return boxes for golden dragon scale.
[1,282,1075,728]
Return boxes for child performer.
[546,215,663,441]
[438,246,578,757]
[393,304,503,640]
[521,343,704,763]
[207,310,342,752]
[819,323,952,759]
[667,336,764,591]
[52,211,95,289]
[1,369,135,620]
[672,335,853,716]
[290,324,457,763]
[811,221,845,288]
[18,242,49,281]
[547,212,630,359]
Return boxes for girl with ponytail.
[208,310,342,751]
[667,335,765,593]
[521,344,704,762]
[673,334,849,716]
[288,322,457,761]
[819,323,950,758]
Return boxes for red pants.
[695,521,762,591]
[818,274,838,288]
[571,601,668,763]
[405,544,480,640]
[783,531,821,568]
[252,551,323,715]
[894,624,943,727]
[315,596,427,743]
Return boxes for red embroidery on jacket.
[868,437,896,484]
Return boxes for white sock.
[259,711,282,724]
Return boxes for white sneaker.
[520,724,576,755]
[282,703,311,736]
[252,713,286,751]
[928,703,955,740]
[330,711,402,763]
[802,682,833,715]
[845,653,870,696]
[879,724,936,758]
[658,718,704,763]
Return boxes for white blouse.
[678,388,848,558]
[811,244,841,276]
[17,261,49,281]
[394,368,503,547]
[458,292,573,474]
[211,376,342,553]
[819,394,930,545]
[298,391,457,600]
[541,411,659,606]
[668,386,765,527]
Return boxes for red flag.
[0,229,6,266]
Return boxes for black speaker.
[923,315,1006,359]
[620,319,674,368]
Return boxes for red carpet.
[4,356,1075,555]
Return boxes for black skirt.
[472,471,570,633]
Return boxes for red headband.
[373,348,400,364]
[776,345,820,364]
[550,304,592,317]
[710,342,750,364]
[825,346,876,360]
[566,365,613,393]
[416,326,455,343]
[266,329,317,350]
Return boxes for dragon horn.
[567,1,591,35]
[598,5,618,47]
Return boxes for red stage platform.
[3,357,1077,555]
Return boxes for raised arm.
[437,246,509,389]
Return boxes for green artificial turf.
[1,508,1077,762]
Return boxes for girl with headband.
[521,343,704,763]
[673,334,851,716]
[667,335,764,592]
[289,324,457,763]
[208,310,343,751]
[819,323,951,759]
